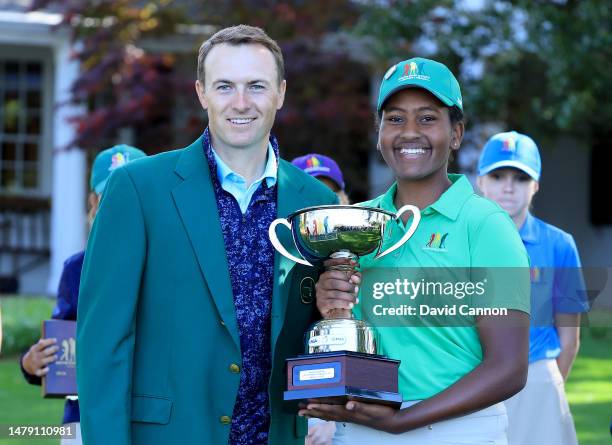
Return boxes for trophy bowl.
[270,204,420,268]
[290,205,396,264]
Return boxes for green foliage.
[0,297,55,357]
[354,0,612,141]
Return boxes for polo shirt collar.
[212,142,278,188]
[519,212,539,244]
[379,174,473,221]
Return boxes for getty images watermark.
[371,276,497,317]
[358,267,609,328]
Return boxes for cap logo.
[398,61,430,82]
[109,152,129,171]
[502,136,516,152]
[383,64,397,80]
[306,156,321,168]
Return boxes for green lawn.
[565,329,612,445]
[0,331,609,444]
[0,358,65,445]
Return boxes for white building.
[0,6,86,295]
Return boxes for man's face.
[478,168,539,219]
[378,88,463,182]
[196,43,286,153]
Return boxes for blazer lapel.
[271,162,308,356]
[171,138,240,350]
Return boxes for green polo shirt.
[355,174,530,400]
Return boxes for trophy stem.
[326,250,358,320]
[327,250,358,272]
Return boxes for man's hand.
[315,258,361,319]
[299,400,400,434]
[22,338,58,377]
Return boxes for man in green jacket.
[76,25,337,445]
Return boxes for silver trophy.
[269,204,420,405]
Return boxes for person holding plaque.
[19,144,146,445]
[303,58,531,444]
[76,25,337,445]
[477,131,587,445]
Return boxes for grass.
[565,329,612,445]
[0,358,65,445]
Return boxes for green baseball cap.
[377,57,463,114]
[90,144,147,194]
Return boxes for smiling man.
[76,25,337,445]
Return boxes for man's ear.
[276,79,287,110]
[195,80,207,110]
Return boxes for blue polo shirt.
[520,213,589,363]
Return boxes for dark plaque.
[42,320,77,398]
[284,351,402,407]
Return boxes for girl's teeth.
[231,118,253,124]
[400,148,427,154]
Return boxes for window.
[0,59,44,192]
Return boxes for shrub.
[1,296,55,357]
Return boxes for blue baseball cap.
[90,144,147,194]
[291,153,345,190]
[478,131,541,181]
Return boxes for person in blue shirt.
[477,131,588,445]
[20,145,146,445]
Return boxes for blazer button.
[220,415,231,425]
[220,320,226,326]
[229,363,240,373]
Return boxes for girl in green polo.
[300,58,531,445]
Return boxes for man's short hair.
[197,24,285,86]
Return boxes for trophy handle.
[375,204,421,259]
[268,218,314,266]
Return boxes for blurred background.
[0,1,610,443]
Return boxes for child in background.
[477,131,587,445]
[292,154,350,205]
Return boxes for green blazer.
[76,137,338,445]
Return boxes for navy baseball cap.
[291,153,345,190]
[478,131,541,181]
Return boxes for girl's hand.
[299,400,401,434]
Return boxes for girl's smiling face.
[378,88,463,184]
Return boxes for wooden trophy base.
[284,351,402,408]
